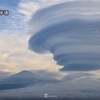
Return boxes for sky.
[0,0,68,74]
[0,0,100,99]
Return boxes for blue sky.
[0,0,69,75]
[0,0,100,99]
[0,0,100,79]
[0,0,100,81]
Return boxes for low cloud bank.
[0,77,100,99]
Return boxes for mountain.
[0,70,60,90]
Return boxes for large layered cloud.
[28,1,100,71]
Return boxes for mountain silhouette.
[0,70,60,90]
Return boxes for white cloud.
[17,0,75,22]
[0,30,61,73]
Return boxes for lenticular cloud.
[28,1,100,71]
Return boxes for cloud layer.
[0,77,100,99]
[28,1,100,71]
[62,72,94,81]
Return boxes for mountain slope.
[0,70,60,90]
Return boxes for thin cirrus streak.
[28,1,100,71]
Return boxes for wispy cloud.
[62,72,94,81]
[0,0,66,73]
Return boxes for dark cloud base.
[1,97,100,100]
